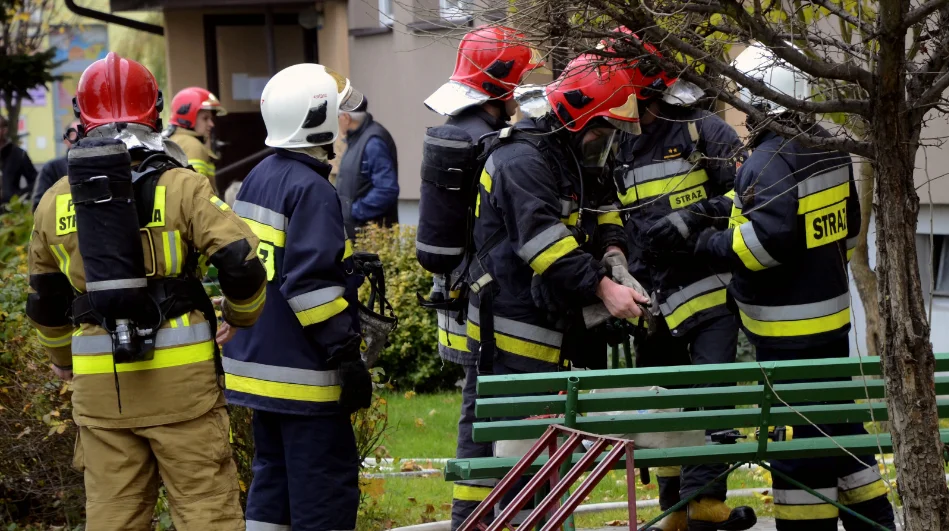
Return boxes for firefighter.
[220,63,373,531]
[466,53,650,523]
[420,25,543,529]
[608,33,754,531]
[651,43,895,530]
[165,87,226,192]
[26,52,266,531]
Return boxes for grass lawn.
[379,390,462,459]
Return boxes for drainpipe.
[64,0,165,36]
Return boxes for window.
[439,0,472,23]
[379,0,394,27]
[918,234,949,297]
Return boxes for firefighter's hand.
[645,212,695,251]
[216,322,238,346]
[338,343,373,415]
[596,277,649,319]
[51,364,73,381]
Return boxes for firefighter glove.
[693,228,718,258]
[337,342,373,415]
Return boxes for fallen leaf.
[360,478,386,499]
[407,497,418,504]
[441,503,452,510]
[605,520,628,527]
[16,427,30,439]
[404,391,416,400]
[415,418,425,428]
[424,504,435,514]
[401,460,422,472]
[428,409,437,416]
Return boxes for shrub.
[354,223,464,392]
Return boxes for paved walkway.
[585,520,880,530]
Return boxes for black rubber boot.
[686,498,757,531]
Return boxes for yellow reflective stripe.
[296,297,349,326]
[475,193,482,218]
[49,244,77,290]
[798,182,849,214]
[73,341,214,375]
[561,211,579,226]
[847,248,855,261]
[620,170,708,204]
[728,205,749,228]
[438,329,470,352]
[37,329,72,348]
[739,308,851,337]
[656,466,681,477]
[225,373,341,402]
[731,225,767,271]
[597,211,623,226]
[190,160,216,177]
[467,321,560,364]
[664,289,727,330]
[162,230,183,276]
[529,237,579,275]
[145,186,166,228]
[241,217,287,248]
[480,168,493,193]
[839,480,887,505]
[773,503,839,521]
[228,288,266,313]
[343,239,354,260]
[454,484,492,502]
[724,190,736,199]
[210,195,230,211]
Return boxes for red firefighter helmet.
[169,87,227,129]
[599,28,678,100]
[546,53,641,134]
[74,52,162,133]
[425,26,545,115]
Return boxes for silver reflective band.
[68,143,128,159]
[72,321,213,355]
[797,166,849,198]
[846,236,858,250]
[838,466,883,491]
[245,521,291,531]
[470,273,492,293]
[733,193,743,209]
[668,212,690,239]
[85,278,148,292]
[736,292,850,322]
[627,159,695,185]
[223,357,339,386]
[416,240,465,256]
[468,302,562,347]
[166,231,180,276]
[424,135,471,149]
[287,286,346,313]
[660,274,732,315]
[738,223,780,268]
[517,224,572,263]
[233,201,288,230]
[773,487,838,505]
[484,155,496,176]
[561,198,578,217]
[438,312,468,335]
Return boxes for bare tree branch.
[904,0,949,30]
[809,0,876,36]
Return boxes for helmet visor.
[605,117,641,135]
[606,93,642,134]
[580,128,618,169]
[424,81,490,116]
[340,86,366,113]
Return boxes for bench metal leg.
[636,462,748,531]
[761,463,893,531]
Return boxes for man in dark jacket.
[337,97,399,234]
[32,121,80,212]
[0,115,37,207]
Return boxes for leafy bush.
[354,223,464,392]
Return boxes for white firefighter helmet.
[260,63,364,148]
[731,42,811,115]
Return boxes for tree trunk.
[2,92,21,148]
[875,1,949,527]
[851,162,882,358]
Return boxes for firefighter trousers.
[634,313,739,510]
[245,409,359,531]
[756,338,895,531]
[452,364,497,530]
[75,406,244,531]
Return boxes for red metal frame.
[459,425,636,531]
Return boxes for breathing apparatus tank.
[67,137,162,363]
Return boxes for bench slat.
[476,354,949,396]
[472,398,949,442]
[445,430,949,482]
[475,377,949,419]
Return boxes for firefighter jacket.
[27,167,266,429]
[467,117,626,373]
[616,103,744,336]
[699,126,859,350]
[170,128,218,192]
[225,149,362,416]
[435,106,508,366]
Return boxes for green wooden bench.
[445,353,949,530]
